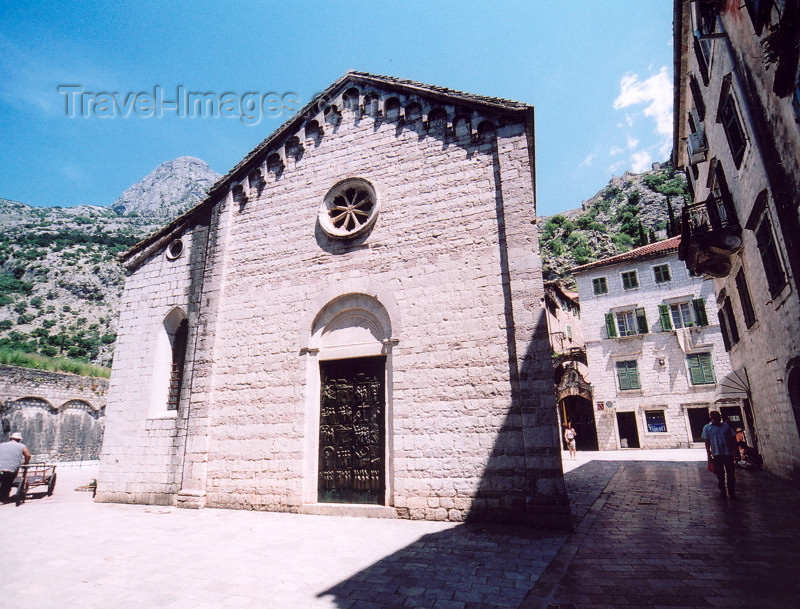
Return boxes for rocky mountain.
[0,157,220,366]
[0,157,685,367]
[111,156,219,218]
[539,162,688,287]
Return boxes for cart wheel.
[47,472,57,496]
[15,479,26,506]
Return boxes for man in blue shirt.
[701,411,738,499]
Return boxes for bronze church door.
[318,357,385,504]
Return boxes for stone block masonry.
[97,72,571,528]
[0,364,107,461]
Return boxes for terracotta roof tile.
[571,235,681,274]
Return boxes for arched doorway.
[307,293,394,506]
[555,365,598,451]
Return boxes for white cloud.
[580,153,597,167]
[613,66,673,138]
[631,150,652,173]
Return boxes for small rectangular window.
[593,277,608,295]
[566,325,572,340]
[645,410,668,433]
[721,94,747,168]
[722,297,740,345]
[616,360,641,390]
[621,270,639,290]
[670,302,694,329]
[687,353,716,385]
[755,215,787,298]
[616,310,637,336]
[653,264,671,283]
[735,269,757,328]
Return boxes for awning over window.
[714,367,750,401]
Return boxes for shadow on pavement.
[316,522,567,609]
[314,462,618,608]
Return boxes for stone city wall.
[0,364,107,461]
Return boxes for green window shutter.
[617,361,630,390]
[605,312,617,338]
[616,361,640,390]
[635,307,649,334]
[628,362,641,389]
[659,304,672,331]
[687,354,704,384]
[692,298,708,326]
[700,353,716,383]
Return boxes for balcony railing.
[682,195,739,234]
[680,195,742,278]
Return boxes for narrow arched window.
[167,319,188,410]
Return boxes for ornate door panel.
[318,357,385,504]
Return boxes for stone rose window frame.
[319,178,380,239]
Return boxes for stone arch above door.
[302,279,400,355]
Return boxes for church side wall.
[96,224,208,505]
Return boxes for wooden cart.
[13,463,57,506]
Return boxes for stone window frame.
[318,178,380,240]
[616,360,641,391]
[652,263,672,284]
[592,276,609,296]
[643,409,669,434]
[716,76,748,169]
[754,211,788,299]
[687,352,717,386]
[605,306,648,339]
[620,270,639,291]
[165,238,184,260]
[735,268,757,329]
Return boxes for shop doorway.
[719,405,744,430]
[616,411,640,448]
[687,406,710,442]
[318,356,385,505]
[561,396,598,451]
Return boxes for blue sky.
[0,1,674,217]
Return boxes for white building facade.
[574,237,743,450]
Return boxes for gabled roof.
[120,71,532,266]
[207,71,530,199]
[571,235,682,274]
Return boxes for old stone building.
[674,0,800,484]
[543,282,595,451]
[573,236,741,450]
[96,72,570,527]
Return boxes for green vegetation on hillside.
[0,348,111,378]
[539,162,690,285]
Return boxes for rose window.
[319,179,379,239]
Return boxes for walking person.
[701,411,738,499]
[564,422,577,460]
[0,432,31,503]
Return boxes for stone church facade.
[96,72,570,527]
